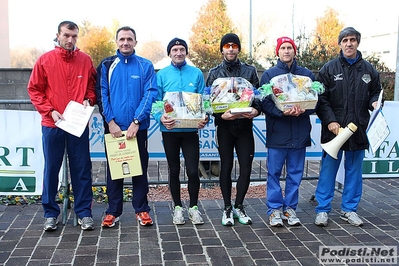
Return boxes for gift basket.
[151,91,206,128]
[203,77,255,114]
[256,73,324,111]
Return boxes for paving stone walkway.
[1,178,399,265]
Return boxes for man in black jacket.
[206,33,261,226]
[314,27,381,227]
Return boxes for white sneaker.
[222,207,234,226]
[78,216,95,230]
[340,211,363,226]
[282,207,301,226]
[173,206,185,225]
[233,206,252,225]
[43,217,58,231]
[315,212,328,227]
[269,209,283,227]
[188,206,204,225]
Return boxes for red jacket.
[28,46,96,127]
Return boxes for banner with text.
[1,101,398,195]
[87,103,399,178]
[89,115,323,161]
[0,110,43,195]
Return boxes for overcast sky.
[8,0,399,53]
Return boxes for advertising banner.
[0,110,43,195]
[1,101,398,195]
[89,114,323,161]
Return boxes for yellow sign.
[104,131,142,180]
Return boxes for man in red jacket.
[27,21,96,232]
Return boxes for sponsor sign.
[1,101,398,195]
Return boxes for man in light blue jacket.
[154,38,208,225]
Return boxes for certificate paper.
[104,131,143,180]
[366,109,390,154]
[56,101,94,137]
[366,90,390,154]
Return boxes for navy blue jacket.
[316,51,381,150]
[260,59,316,149]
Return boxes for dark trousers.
[162,131,200,208]
[41,126,93,219]
[105,129,150,217]
[216,125,254,208]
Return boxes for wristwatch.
[133,118,140,125]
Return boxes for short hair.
[58,21,79,34]
[338,27,361,44]
[116,26,136,40]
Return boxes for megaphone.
[321,122,358,159]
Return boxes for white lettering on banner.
[13,178,28,191]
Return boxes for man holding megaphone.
[314,27,382,227]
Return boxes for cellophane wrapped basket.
[151,91,205,128]
[203,77,254,113]
[256,73,324,111]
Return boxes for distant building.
[361,32,397,71]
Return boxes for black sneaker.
[233,205,252,225]
[222,206,234,226]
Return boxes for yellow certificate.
[104,131,142,180]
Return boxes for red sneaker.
[136,212,153,226]
[102,214,119,228]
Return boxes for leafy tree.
[296,7,344,71]
[189,0,235,70]
[313,8,343,56]
[78,21,116,67]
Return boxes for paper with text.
[55,100,94,137]
[104,131,143,180]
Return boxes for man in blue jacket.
[260,36,315,227]
[99,26,157,227]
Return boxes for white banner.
[89,114,323,161]
[363,101,399,177]
[1,101,398,195]
[0,110,43,195]
[71,101,399,178]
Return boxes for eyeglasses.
[223,43,239,49]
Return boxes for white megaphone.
[321,122,358,159]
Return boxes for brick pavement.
[1,178,399,266]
